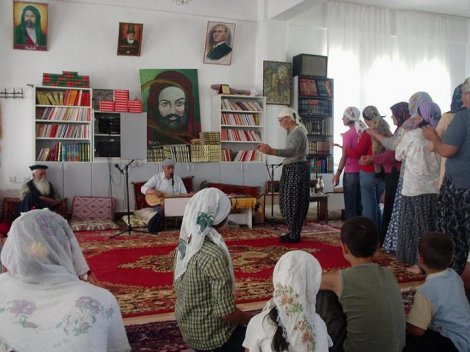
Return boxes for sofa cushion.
[71,196,115,221]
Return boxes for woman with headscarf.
[395,101,441,273]
[0,209,130,352]
[174,188,251,352]
[360,102,409,246]
[345,106,386,232]
[367,92,433,254]
[424,77,470,283]
[333,107,366,220]
[243,250,332,352]
[257,107,310,243]
[431,83,465,188]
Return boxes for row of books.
[299,78,332,98]
[308,141,333,155]
[304,118,332,136]
[36,123,89,139]
[221,99,263,112]
[221,129,261,142]
[36,142,90,162]
[147,145,191,163]
[308,156,334,174]
[222,149,262,162]
[221,113,260,126]
[298,98,332,117]
[198,131,220,144]
[190,145,222,162]
[37,107,91,122]
[36,89,91,106]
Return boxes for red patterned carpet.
[76,222,424,318]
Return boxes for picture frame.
[13,1,48,51]
[117,22,143,56]
[203,21,236,65]
[263,61,292,105]
[220,84,231,94]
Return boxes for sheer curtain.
[326,1,453,169]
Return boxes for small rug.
[77,222,424,317]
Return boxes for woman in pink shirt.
[333,107,366,220]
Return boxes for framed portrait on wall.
[263,61,292,105]
[139,69,202,148]
[13,1,48,51]
[117,22,143,56]
[203,21,236,65]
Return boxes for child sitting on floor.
[405,232,470,352]
[319,216,406,352]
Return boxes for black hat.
[29,164,48,171]
[127,23,135,34]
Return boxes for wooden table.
[310,194,328,222]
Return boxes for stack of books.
[114,89,129,112]
[42,71,90,88]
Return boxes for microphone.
[171,173,174,187]
[114,163,123,174]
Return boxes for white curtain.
[325,1,455,168]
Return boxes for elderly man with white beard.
[18,164,61,213]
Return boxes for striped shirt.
[174,238,236,350]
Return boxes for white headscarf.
[278,107,308,133]
[266,250,332,352]
[343,106,367,134]
[1,209,89,284]
[0,210,130,352]
[174,188,233,286]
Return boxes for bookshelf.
[93,111,121,158]
[293,76,334,174]
[35,86,92,162]
[211,94,266,163]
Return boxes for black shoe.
[280,234,300,243]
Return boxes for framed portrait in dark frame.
[13,1,48,51]
[117,22,143,56]
[263,61,292,105]
[203,21,236,65]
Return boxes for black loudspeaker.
[293,54,328,77]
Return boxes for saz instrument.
[145,193,190,207]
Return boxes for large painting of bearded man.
[140,69,201,148]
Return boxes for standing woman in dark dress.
[258,107,310,243]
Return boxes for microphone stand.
[265,163,282,229]
[111,159,147,238]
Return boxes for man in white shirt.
[141,158,188,208]
[141,159,188,233]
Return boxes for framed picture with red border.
[13,1,48,51]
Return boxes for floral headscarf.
[1,209,89,284]
[266,250,332,352]
[450,83,464,113]
[408,91,433,118]
[174,188,233,287]
[390,102,410,127]
[343,106,367,134]
[418,101,441,128]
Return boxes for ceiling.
[332,0,470,18]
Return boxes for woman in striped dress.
[257,107,310,243]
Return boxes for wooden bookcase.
[34,86,92,162]
[293,75,334,174]
[211,94,266,163]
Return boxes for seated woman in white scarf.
[174,188,252,352]
[0,209,130,352]
[243,250,332,352]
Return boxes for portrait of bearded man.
[13,2,48,51]
[140,69,201,147]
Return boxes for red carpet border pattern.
[76,222,424,318]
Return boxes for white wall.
[0,0,264,190]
